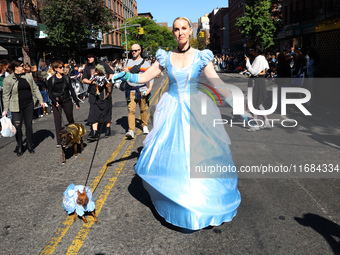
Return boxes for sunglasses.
[58,66,64,69]
[131,49,140,52]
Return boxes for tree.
[42,0,115,51]
[190,36,206,50]
[122,17,177,56]
[236,0,282,49]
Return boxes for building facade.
[277,0,340,77]
[228,0,245,53]
[198,14,210,47]
[208,7,229,54]
[123,0,137,20]
[0,0,41,64]
[101,0,137,59]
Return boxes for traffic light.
[138,27,144,35]
[199,31,204,38]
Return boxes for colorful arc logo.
[198,83,223,115]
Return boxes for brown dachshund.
[59,123,86,165]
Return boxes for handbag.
[119,59,145,91]
[1,116,16,137]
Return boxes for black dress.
[82,62,114,123]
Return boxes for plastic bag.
[0,116,16,137]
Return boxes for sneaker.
[125,130,135,139]
[143,126,149,134]
[260,123,272,129]
[247,126,261,132]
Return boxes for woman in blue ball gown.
[114,17,241,230]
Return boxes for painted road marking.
[39,138,127,255]
[40,76,168,255]
[65,80,169,254]
[65,130,140,254]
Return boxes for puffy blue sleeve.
[156,49,167,68]
[200,49,214,70]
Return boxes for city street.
[1,72,340,255]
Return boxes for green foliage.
[190,37,206,50]
[122,17,177,56]
[42,0,115,50]
[236,0,282,49]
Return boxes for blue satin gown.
[135,49,241,230]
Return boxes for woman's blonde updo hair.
[173,17,193,28]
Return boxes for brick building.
[228,0,245,53]
[208,7,229,54]
[101,0,138,59]
[0,0,40,64]
[277,0,340,77]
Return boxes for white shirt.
[246,55,269,76]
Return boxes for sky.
[137,0,228,26]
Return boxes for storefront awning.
[0,45,8,55]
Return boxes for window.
[108,0,111,9]
[6,0,13,24]
[7,0,13,12]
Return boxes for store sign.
[26,19,38,27]
[35,31,48,39]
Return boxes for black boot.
[87,129,94,140]
[89,130,98,141]
[105,127,111,138]
[16,142,23,157]
[27,143,35,154]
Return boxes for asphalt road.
[1,72,339,255]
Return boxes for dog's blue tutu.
[62,183,95,216]
[135,49,241,230]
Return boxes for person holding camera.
[245,45,270,131]
[123,44,153,139]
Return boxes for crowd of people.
[213,46,319,80]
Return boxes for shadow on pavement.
[115,116,129,132]
[295,213,340,255]
[106,146,142,167]
[31,129,55,147]
[128,174,197,234]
